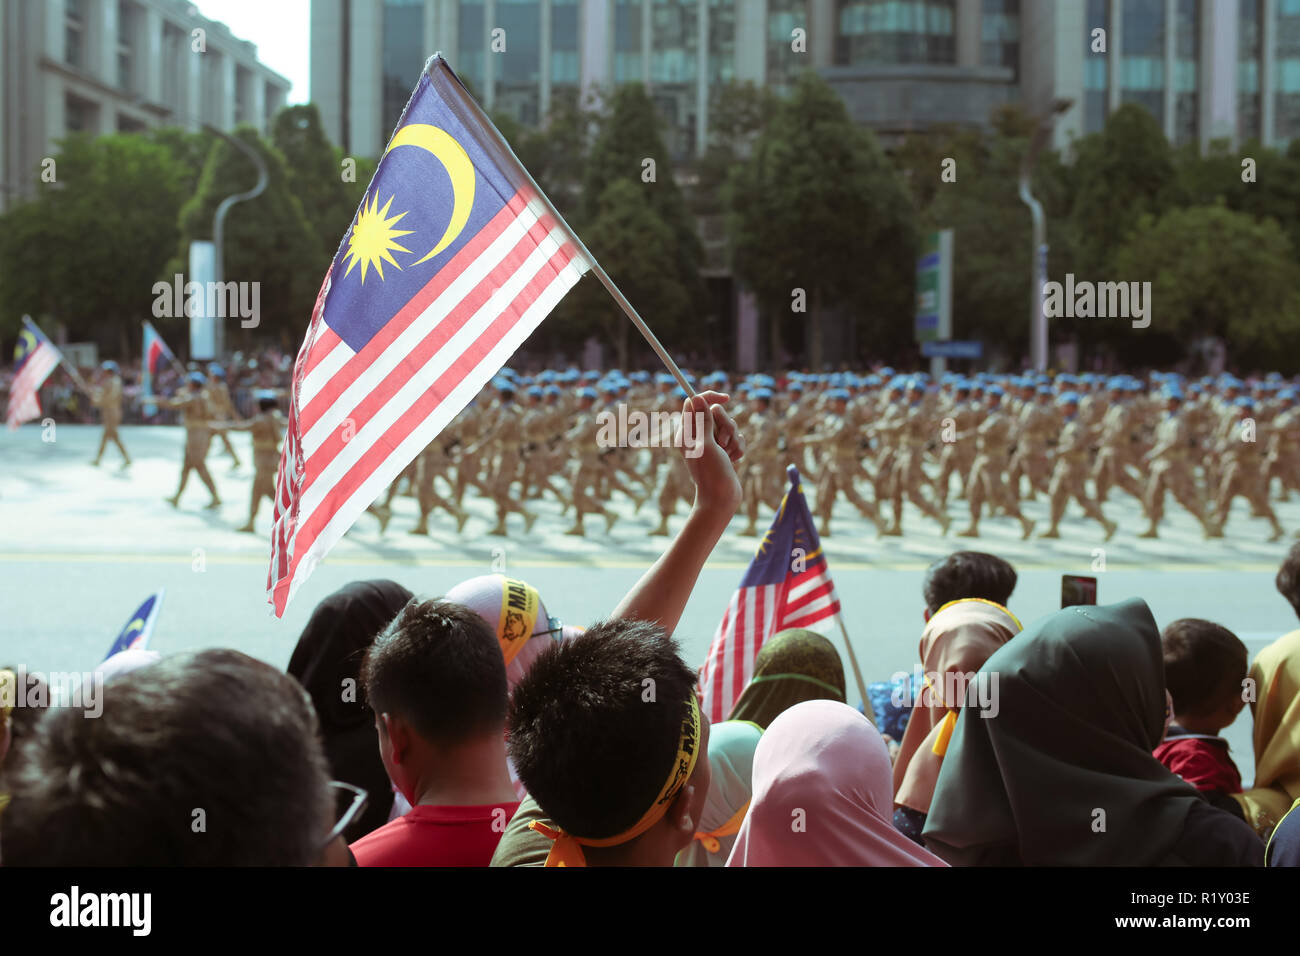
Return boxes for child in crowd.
[1154,618,1248,813]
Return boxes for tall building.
[313,0,1295,160]
[0,0,291,212]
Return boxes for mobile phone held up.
[1061,574,1098,608]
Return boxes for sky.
[192,0,312,103]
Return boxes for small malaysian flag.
[699,465,844,723]
[268,55,591,615]
[103,589,166,661]
[6,317,61,430]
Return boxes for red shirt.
[350,802,519,867]
[1154,734,1242,794]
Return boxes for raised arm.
[611,390,744,635]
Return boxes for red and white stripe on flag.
[6,343,59,430]
[268,189,588,615]
[699,553,841,724]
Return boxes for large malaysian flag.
[268,55,590,615]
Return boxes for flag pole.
[834,610,875,728]
[24,315,92,397]
[426,54,697,397]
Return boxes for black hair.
[360,599,507,745]
[257,396,278,412]
[922,551,1018,615]
[507,620,696,839]
[1277,541,1300,621]
[0,649,332,866]
[1161,619,1248,717]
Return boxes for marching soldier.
[206,364,243,469]
[1140,389,1220,539]
[162,372,221,510]
[934,380,976,509]
[1092,378,1148,511]
[1040,393,1117,540]
[958,387,1034,540]
[809,389,886,538]
[464,381,538,536]
[1212,397,1285,541]
[90,361,131,468]
[567,387,620,536]
[210,390,283,533]
[884,379,950,536]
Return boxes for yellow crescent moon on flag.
[386,123,476,265]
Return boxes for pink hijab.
[726,699,947,867]
[893,598,1020,814]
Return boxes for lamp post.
[202,124,268,357]
[1018,98,1072,372]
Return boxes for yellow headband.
[498,577,540,665]
[530,694,702,867]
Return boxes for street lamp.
[202,124,268,357]
[1018,98,1072,372]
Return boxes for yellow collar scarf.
[530,695,702,867]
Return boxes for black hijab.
[287,579,413,842]
[922,598,1206,866]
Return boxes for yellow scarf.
[530,695,701,866]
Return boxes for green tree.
[1069,103,1178,277]
[913,105,1074,363]
[0,133,188,355]
[728,70,917,367]
[579,83,704,347]
[563,179,692,369]
[1112,203,1300,370]
[273,104,369,267]
[170,126,323,348]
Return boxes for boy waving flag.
[267,55,598,615]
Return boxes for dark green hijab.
[727,629,845,730]
[922,598,1203,866]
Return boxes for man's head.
[1277,541,1300,621]
[1161,618,1249,732]
[922,551,1018,619]
[0,649,333,866]
[507,620,711,865]
[361,598,508,804]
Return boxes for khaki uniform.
[91,374,131,466]
[207,379,242,466]
[811,411,884,538]
[1043,416,1115,539]
[958,405,1033,538]
[1008,399,1053,500]
[1142,411,1217,538]
[934,398,977,508]
[1214,412,1284,540]
[884,401,948,535]
[164,387,220,507]
[567,406,619,536]
[1092,400,1147,510]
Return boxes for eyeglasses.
[322,780,369,848]
[536,616,564,641]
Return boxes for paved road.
[4,424,1297,782]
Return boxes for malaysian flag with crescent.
[699,465,843,723]
[7,317,61,430]
[268,55,590,614]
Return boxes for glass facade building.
[314,0,1300,163]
